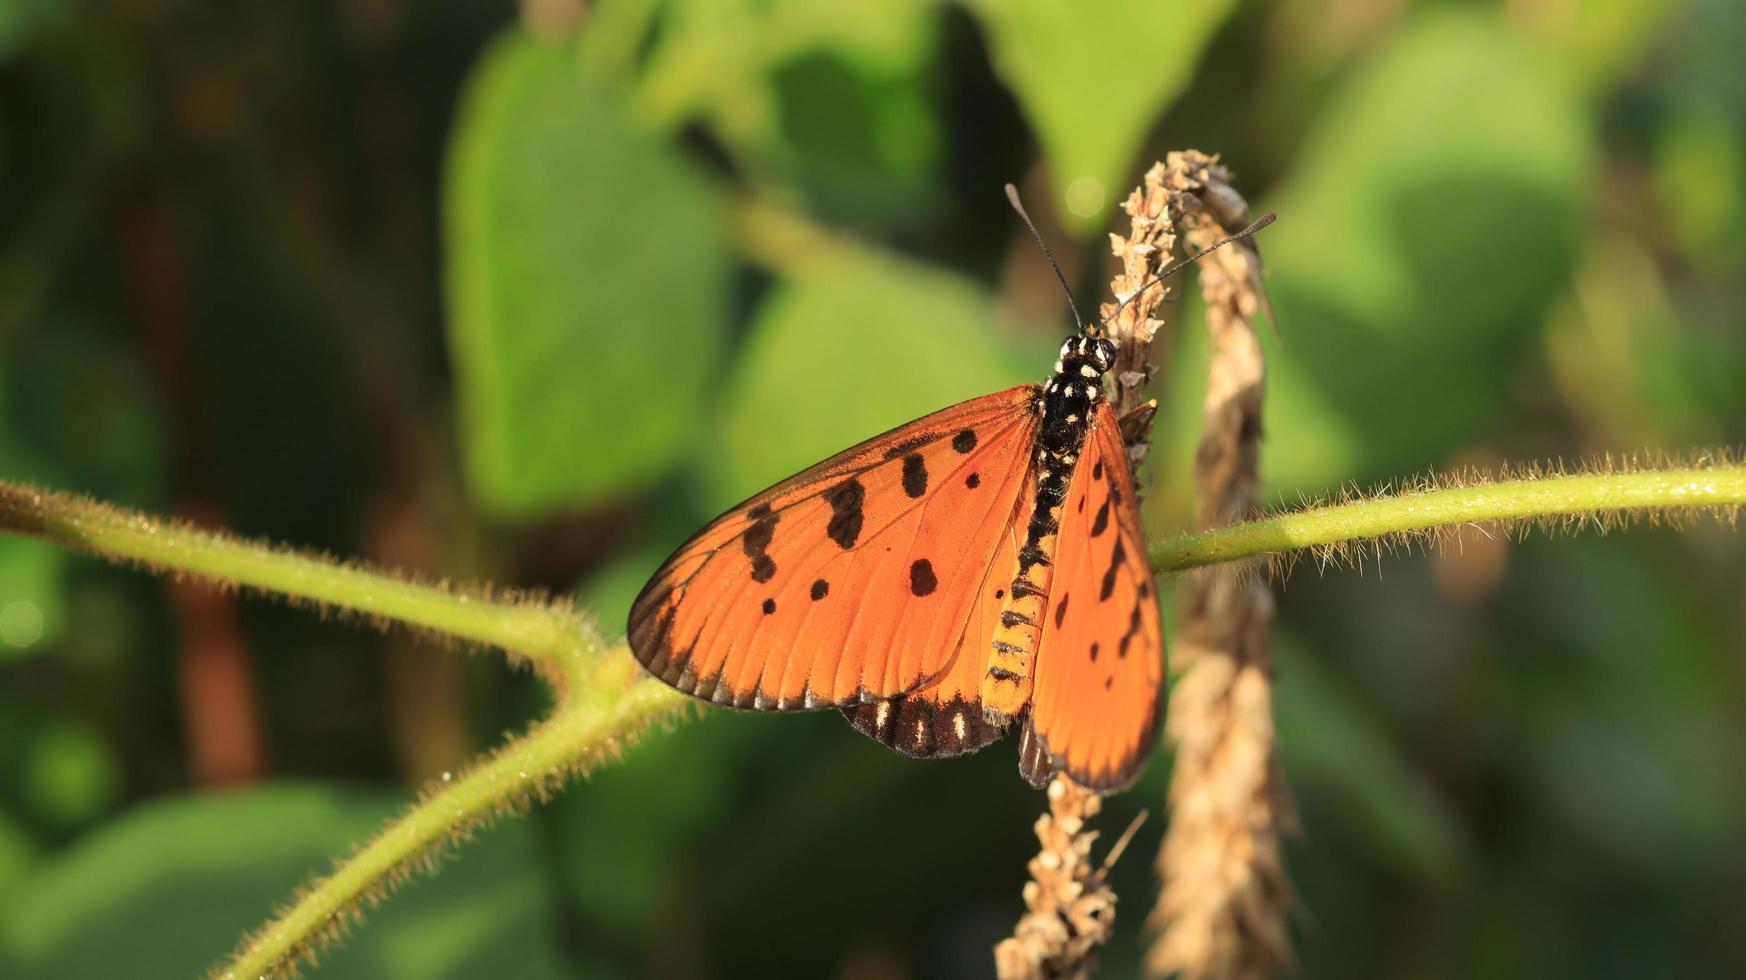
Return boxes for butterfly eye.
[1091,338,1117,372]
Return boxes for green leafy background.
[2,1,1744,977]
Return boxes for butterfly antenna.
[1004,183,1087,335]
[1100,211,1276,328]
[1096,808,1150,882]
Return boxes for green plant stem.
[1149,464,1746,573]
[0,481,573,662]
[0,477,693,978]
[4,462,1741,978]
[213,654,688,980]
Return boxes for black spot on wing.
[825,478,865,549]
[1099,540,1126,601]
[762,598,776,614]
[1118,603,1144,659]
[909,559,937,597]
[1092,460,1104,479]
[966,472,980,489]
[810,578,830,601]
[1089,642,1100,662]
[952,429,978,453]
[744,508,779,583]
[1090,498,1111,538]
[1053,593,1070,628]
[901,453,928,498]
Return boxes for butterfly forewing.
[1023,401,1165,791]
[629,385,1041,711]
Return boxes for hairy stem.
[6,457,1742,977]
[1150,463,1746,574]
[0,479,700,975]
[0,481,574,663]
[214,654,687,979]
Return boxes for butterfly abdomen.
[981,336,1114,722]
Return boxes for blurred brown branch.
[1143,152,1295,980]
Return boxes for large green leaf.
[446,31,730,519]
[1,784,567,980]
[708,251,1043,508]
[965,0,1240,231]
[1250,9,1589,489]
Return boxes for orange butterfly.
[628,207,1272,792]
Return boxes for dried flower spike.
[995,776,1130,980]
[1142,150,1295,980]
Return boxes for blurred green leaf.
[708,252,1039,507]
[1259,9,1589,488]
[1653,108,1745,270]
[965,0,1239,231]
[7,323,166,503]
[0,810,40,915]
[1523,0,1677,93]
[0,539,61,658]
[765,47,939,218]
[0,0,62,62]
[631,0,940,219]
[1544,235,1733,448]
[446,31,730,519]
[20,717,118,830]
[2,784,567,980]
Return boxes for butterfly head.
[1053,335,1117,380]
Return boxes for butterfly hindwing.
[630,385,1041,711]
[843,486,1033,757]
[1022,401,1165,791]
